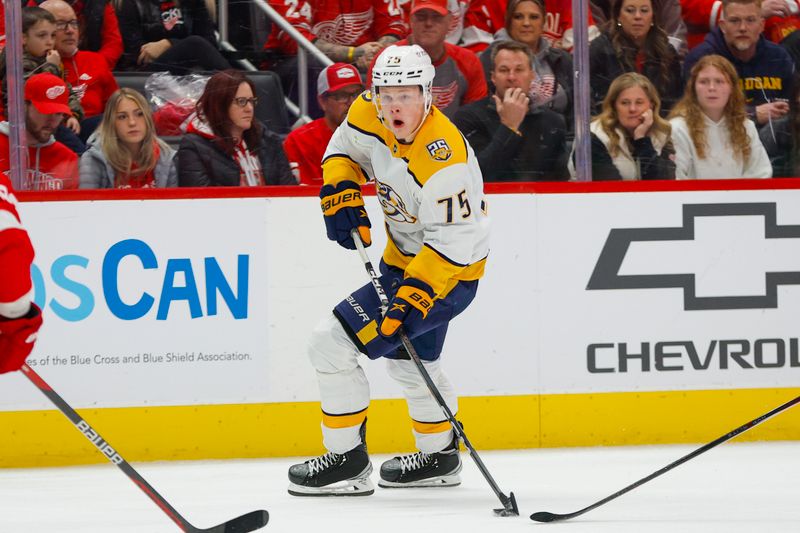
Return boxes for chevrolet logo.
[587,203,800,310]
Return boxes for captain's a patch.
[426,139,452,162]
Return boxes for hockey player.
[0,168,44,374]
[287,44,490,496]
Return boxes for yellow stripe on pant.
[322,408,368,429]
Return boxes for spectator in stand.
[262,0,406,118]
[670,54,772,178]
[463,0,599,52]
[28,0,123,69]
[400,0,471,45]
[683,0,800,61]
[455,41,569,180]
[0,73,79,190]
[177,70,295,187]
[80,88,177,188]
[0,7,86,155]
[263,0,406,68]
[284,63,364,186]
[760,73,800,176]
[114,0,231,74]
[479,0,575,130]
[574,72,675,180]
[372,0,487,118]
[40,0,118,143]
[591,0,688,57]
[590,0,683,115]
[683,0,795,127]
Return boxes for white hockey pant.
[308,314,457,454]
[308,314,371,454]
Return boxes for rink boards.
[1,180,799,467]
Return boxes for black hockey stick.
[20,363,269,532]
[350,229,519,517]
[531,394,800,523]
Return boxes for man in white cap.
[283,63,364,185]
[288,44,490,497]
[0,73,79,190]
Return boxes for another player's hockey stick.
[350,229,519,517]
[531,394,800,523]
[20,363,269,532]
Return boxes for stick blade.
[199,509,269,533]
[530,511,568,522]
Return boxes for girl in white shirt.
[669,54,772,179]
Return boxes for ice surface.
[1,442,798,532]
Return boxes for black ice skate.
[378,435,462,488]
[287,423,374,497]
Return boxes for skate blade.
[288,476,375,497]
[378,473,461,489]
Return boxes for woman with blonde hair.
[572,72,675,180]
[669,55,771,179]
[79,88,177,188]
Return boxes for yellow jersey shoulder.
[407,107,469,187]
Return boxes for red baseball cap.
[411,0,449,15]
[25,73,71,116]
[317,63,364,96]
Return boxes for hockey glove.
[320,180,371,250]
[378,278,435,338]
[0,303,43,374]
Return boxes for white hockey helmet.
[371,44,435,119]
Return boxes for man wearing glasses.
[283,63,365,185]
[683,0,795,126]
[27,0,123,68]
[40,0,118,142]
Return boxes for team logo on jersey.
[426,139,452,162]
[377,181,417,224]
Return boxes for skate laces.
[307,451,341,476]
[399,451,432,473]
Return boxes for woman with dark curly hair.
[589,0,682,115]
[669,55,771,179]
[177,70,295,187]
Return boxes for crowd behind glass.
[2,0,799,190]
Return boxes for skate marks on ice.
[0,442,798,532]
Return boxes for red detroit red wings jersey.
[0,174,35,307]
[0,134,79,191]
[62,51,119,118]
[264,0,407,53]
[283,117,334,186]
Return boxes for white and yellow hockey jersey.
[322,92,490,299]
